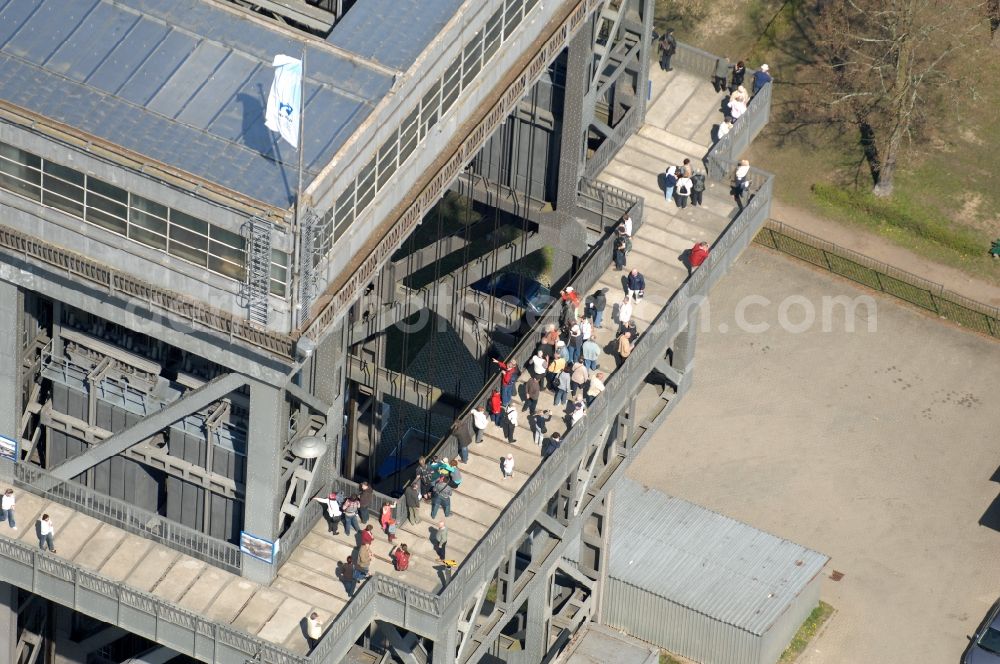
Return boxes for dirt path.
[770,200,1000,308]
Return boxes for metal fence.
[755,220,1000,338]
[584,104,645,181]
[13,463,243,573]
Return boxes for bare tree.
[814,0,988,197]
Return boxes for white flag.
[264,54,302,149]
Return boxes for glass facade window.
[0,140,290,297]
[315,0,541,262]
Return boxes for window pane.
[208,255,245,280]
[421,81,440,139]
[0,144,41,200]
[130,208,167,234]
[89,178,127,204]
[271,249,289,267]
[377,133,398,189]
[129,226,167,250]
[209,239,245,265]
[170,209,208,235]
[42,180,84,218]
[170,224,207,250]
[132,193,168,219]
[463,34,482,87]
[398,108,419,163]
[210,225,245,251]
[484,7,503,61]
[505,0,523,38]
[441,55,462,114]
[269,279,287,297]
[86,206,127,234]
[356,157,376,212]
[43,161,85,187]
[168,238,207,266]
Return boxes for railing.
[0,538,299,664]
[704,82,771,181]
[755,220,1000,338]
[13,463,243,573]
[437,170,774,621]
[0,223,296,360]
[584,104,644,181]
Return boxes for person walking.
[664,165,677,202]
[586,372,606,406]
[590,289,607,328]
[404,480,421,525]
[430,477,453,518]
[675,171,692,209]
[626,269,645,303]
[752,63,772,96]
[313,491,342,534]
[492,358,519,407]
[357,542,372,577]
[547,351,566,391]
[731,159,751,211]
[341,495,361,536]
[358,482,374,524]
[730,60,746,92]
[524,375,540,416]
[341,556,358,595]
[713,56,731,93]
[570,361,589,399]
[306,612,323,650]
[433,521,448,560]
[657,28,676,71]
[618,297,633,336]
[501,453,515,480]
[2,488,16,529]
[691,170,706,207]
[488,389,503,426]
[392,544,410,571]
[688,241,710,274]
[554,368,571,407]
[503,403,518,443]
[581,337,600,371]
[529,409,551,448]
[455,421,472,463]
[542,432,562,458]
[472,406,489,444]
[613,231,629,271]
[616,331,634,368]
[37,514,56,553]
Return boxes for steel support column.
[243,379,286,583]
[0,583,15,664]
[0,280,20,465]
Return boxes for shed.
[567,479,828,664]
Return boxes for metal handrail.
[13,463,243,572]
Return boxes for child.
[502,453,515,480]
[381,502,398,543]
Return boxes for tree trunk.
[857,119,881,186]
[872,125,903,198]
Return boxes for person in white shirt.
[312,492,342,534]
[501,453,515,479]
[503,404,518,443]
[2,488,15,529]
[570,400,586,427]
[675,174,693,208]
[716,119,733,141]
[38,514,56,552]
[528,350,547,378]
[580,318,592,342]
[306,612,323,649]
[620,213,633,237]
[727,96,747,120]
[618,298,633,335]
[471,406,489,443]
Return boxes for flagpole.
[292,49,307,329]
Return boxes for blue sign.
[0,435,17,463]
[240,531,276,564]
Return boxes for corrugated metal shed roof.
[604,479,828,636]
[326,0,465,72]
[0,0,399,208]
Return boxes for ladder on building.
[244,217,272,327]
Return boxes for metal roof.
[326,0,465,72]
[604,479,828,636]
[0,0,399,209]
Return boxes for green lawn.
[779,601,835,663]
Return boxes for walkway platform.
[0,68,736,656]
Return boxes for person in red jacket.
[492,358,518,406]
[688,242,710,275]
[488,389,503,426]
